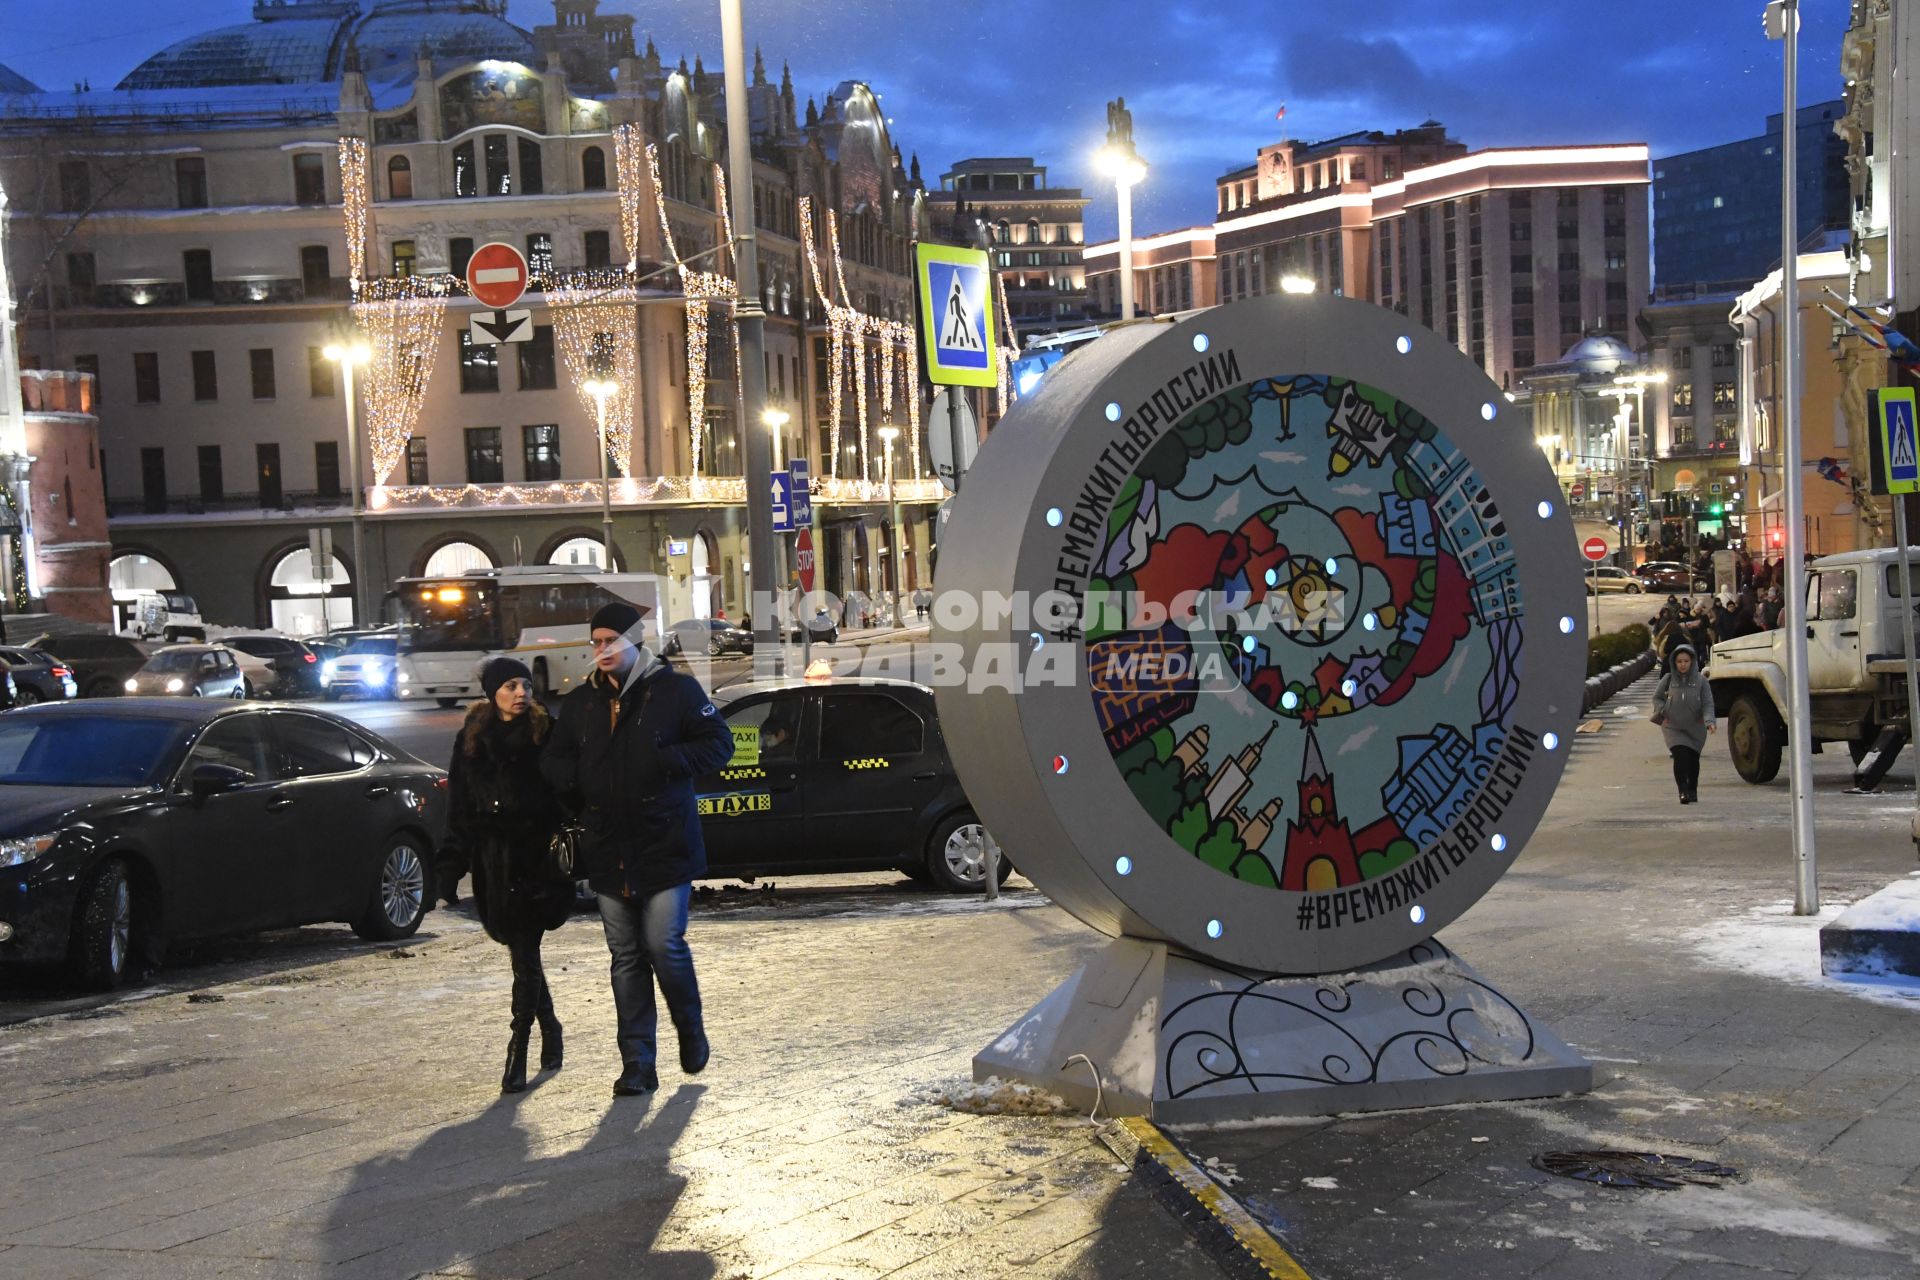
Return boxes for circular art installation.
[934,294,1585,975]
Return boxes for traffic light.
[1709,502,1724,516]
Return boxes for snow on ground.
[1682,896,1920,1008]
[1829,872,1920,931]
[915,1075,1077,1116]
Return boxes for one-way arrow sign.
[469,309,533,345]
[771,471,793,533]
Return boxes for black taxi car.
[695,676,1008,892]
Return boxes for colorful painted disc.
[934,295,1585,973]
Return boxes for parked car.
[1583,565,1643,595]
[693,676,1009,893]
[1,668,12,710]
[222,634,323,698]
[124,590,206,643]
[1636,560,1704,591]
[124,645,248,698]
[322,633,400,700]
[666,617,755,657]
[0,700,445,987]
[28,632,150,699]
[0,647,78,706]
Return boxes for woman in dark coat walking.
[1652,644,1716,804]
[439,658,573,1093]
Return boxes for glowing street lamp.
[1279,275,1316,295]
[582,374,619,570]
[762,405,791,470]
[1096,97,1148,321]
[322,338,372,623]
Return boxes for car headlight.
[0,833,58,868]
[125,678,139,692]
[321,660,337,684]
[166,677,184,693]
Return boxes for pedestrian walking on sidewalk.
[542,601,733,1098]
[1651,644,1715,805]
[438,658,573,1094]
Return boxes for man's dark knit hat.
[589,600,648,638]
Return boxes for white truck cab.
[124,590,206,643]
[1709,548,1918,783]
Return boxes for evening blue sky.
[7,1,1848,242]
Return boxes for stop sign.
[795,528,815,593]
[465,241,529,309]
[1582,536,1609,562]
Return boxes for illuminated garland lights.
[645,146,741,479]
[997,280,1020,416]
[339,136,370,286]
[353,294,450,483]
[613,123,647,271]
[798,197,921,482]
[548,278,639,477]
[367,473,943,511]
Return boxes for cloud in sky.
[7,0,1850,242]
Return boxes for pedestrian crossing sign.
[914,243,998,388]
[1875,387,1920,495]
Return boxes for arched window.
[582,145,607,191]
[269,547,353,633]
[422,540,495,578]
[1026,218,1041,244]
[548,537,607,569]
[387,155,412,200]
[995,219,1010,245]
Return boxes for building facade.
[1087,122,1651,392]
[1083,225,1216,318]
[1653,101,1851,289]
[0,0,941,633]
[923,157,1091,342]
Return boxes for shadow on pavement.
[319,1082,712,1276]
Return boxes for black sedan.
[223,634,324,698]
[693,676,1008,892]
[0,646,78,706]
[666,618,755,657]
[125,645,247,698]
[0,701,448,988]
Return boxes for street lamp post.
[719,0,780,678]
[321,338,371,624]
[582,375,617,570]
[879,424,900,627]
[1767,0,1818,913]
[1096,99,1147,322]
[1611,370,1668,570]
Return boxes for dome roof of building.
[0,63,42,96]
[1557,333,1638,373]
[117,1,534,92]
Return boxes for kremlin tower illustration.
[1279,724,1364,890]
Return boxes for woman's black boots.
[536,985,563,1072]
[502,983,536,1094]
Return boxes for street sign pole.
[1896,503,1920,823]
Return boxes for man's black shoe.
[680,1030,710,1076]
[612,1063,658,1096]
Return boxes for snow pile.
[1201,1156,1243,1186]
[1828,873,1920,931]
[1682,895,1920,1008]
[917,1076,1076,1116]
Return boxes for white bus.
[391,567,671,707]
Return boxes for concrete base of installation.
[974,935,1593,1123]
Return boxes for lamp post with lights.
[1610,370,1668,569]
[321,337,371,623]
[581,371,618,571]
[1096,98,1147,322]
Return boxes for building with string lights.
[922,157,1092,343]
[1087,120,1652,394]
[0,0,943,632]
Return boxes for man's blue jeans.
[597,884,702,1069]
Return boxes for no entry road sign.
[1582,536,1609,562]
[466,242,530,310]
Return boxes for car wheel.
[71,859,135,990]
[324,688,340,701]
[13,685,42,706]
[709,637,725,657]
[237,679,252,699]
[924,811,1013,893]
[436,696,460,709]
[1728,693,1785,785]
[353,836,430,941]
[1627,584,1642,594]
[85,678,121,699]
[162,629,179,644]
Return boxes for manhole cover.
[1531,1150,1741,1190]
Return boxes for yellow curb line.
[1114,1116,1315,1280]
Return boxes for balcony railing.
[56,277,352,310]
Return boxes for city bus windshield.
[396,582,503,653]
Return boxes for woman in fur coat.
[439,658,573,1093]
